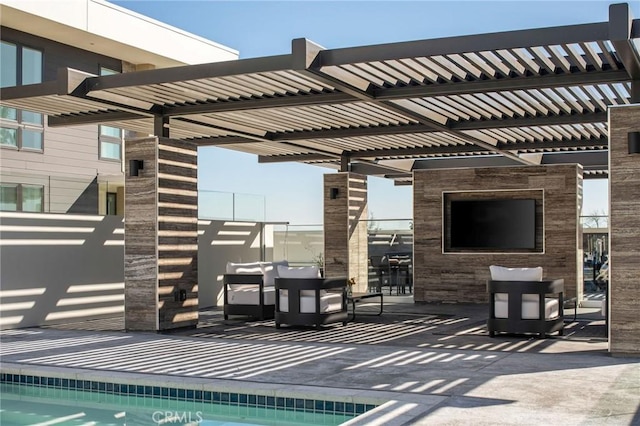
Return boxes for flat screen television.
[448,199,536,250]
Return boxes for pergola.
[2,3,639,355]
[3,4,638,182]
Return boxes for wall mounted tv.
[448,199,537,250]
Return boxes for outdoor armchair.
[223,260,288,320]
[487,265,564,338]
[275,266,348,329]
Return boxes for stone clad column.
[124,136,198,331]
[323,172,368,292]
[608,104,640,356]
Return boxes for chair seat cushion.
[279,292,343,313]
[228,285,275,305]
[494,298,559,320]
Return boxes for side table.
[347,292,383,321]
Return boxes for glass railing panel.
[233,192,265,222]
[198,190,234,220]
[198,190,265,221]
[581,215,608,305]
[272,224,324,268]
[580,215,608,229]
[359,218,413,293]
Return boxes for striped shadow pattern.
[16,339,355,380]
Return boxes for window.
[106,192,117,215]
[0,184,18,211]
[0,184,44,212]
[0,41,43,151]
[99,67,123,161]
[99,124,123,160]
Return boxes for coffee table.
[347,292,383,321]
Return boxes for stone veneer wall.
[124,137,198,331]
[413,165,581,304]
[608,104,640,356]
[323,173,368,292]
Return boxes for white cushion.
[228,286,275,305]
[494,298,559,320]
[277,266,322,297]
[260,260,289,287]
[226,260,289,287]
[490,265,543,303]
[279,292,343,313]
[277,265,321,279]
[489,265,543,281]
[226,262,262,274]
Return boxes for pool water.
[0,383,358,426]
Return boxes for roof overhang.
[0,0,238,67]
[2,3,639,184]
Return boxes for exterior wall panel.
[157,139,199,329]
[324,173,368,292]
[0,213,125,329]
[413,165,581,304]
[608,104,640,356]
[124,137,158,331]
[123,137,198,331]
[0,28,124,215]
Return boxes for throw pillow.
[277,265,321,279]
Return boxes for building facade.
[0,0,237,215]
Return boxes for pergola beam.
[609,3,640,80]
[350,162,412,177]
[540,150,608,167]
[257,136,608,163]
[317,22,611,67]
[48,110,149,127]
[266,112,606,142]
[162,92,355,116]
[410,150,608,171]
[85,54,293,92]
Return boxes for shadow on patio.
[40,295,608,355]
[167,296,608,355]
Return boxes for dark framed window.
[106,192,117,215]
[0,41,43,151]
[99,67,123,161]
[0,183,44,212]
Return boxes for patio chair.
[386,252,412,295]
[275,266,348,329]
[487,265,564,338]
[223,260,288,320]
[368,255,389,292]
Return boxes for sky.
[113,0,626,224]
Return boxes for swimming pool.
[0,373,375,425]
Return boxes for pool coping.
[1,362,444,425]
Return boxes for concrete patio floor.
[1,297,638,425]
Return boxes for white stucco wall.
[0,0,238,67]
